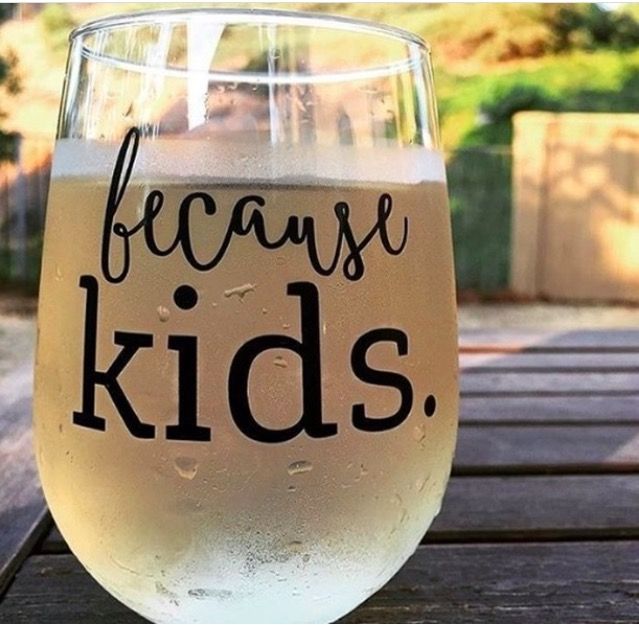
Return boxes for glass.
[34,8,458,624]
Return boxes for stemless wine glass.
[34,9,458,624]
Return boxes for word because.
[101,127,409,285]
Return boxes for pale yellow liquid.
[34,174,458,623]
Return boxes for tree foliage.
[39,3,77,52]
[0,7,20,161]
[414,4,639,64]
[547,5,639,52]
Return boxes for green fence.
[447,146,512,293]
[0,144,513,296]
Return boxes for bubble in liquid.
[287,485,297,493]
[157,306,170,322]
[174,457,199,480]
[261,308,268,315]
[273,356,288,368]
[287,460,313,476]
[54,266,63,281]
[282,323,291,330]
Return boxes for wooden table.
[1,328,639,623]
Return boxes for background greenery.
[1,3,638,294]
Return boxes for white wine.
[34,136,458,623]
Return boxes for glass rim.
[70,7,430,52]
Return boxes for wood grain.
[460,351,639,371]
[0,554,145,624]
[455,424,639,474]
[2,543,638,624]
[461,371,639,394]
[460,394,639,424]
[342,541,639,623]
[459,328,639,351]
[431,474,639,541]
[0,361,48,597]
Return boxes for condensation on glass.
[36,9,457,625]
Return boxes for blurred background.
[1,2,639,321]
[2,6,639,618]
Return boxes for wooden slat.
[40,474,639,555]
[455,424,639,474]
[460,351,639,370]
[459,328,639,352]
[342,541,639,623]
[2,543,638,624]
[431,474,639,541]
[0,554,145,624]
[460,395,639,424]
[0,361,48,597]
[461,371,639,394]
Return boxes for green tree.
[39,3,78,52]
[545,4,639,52]
[0,4,21,161]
